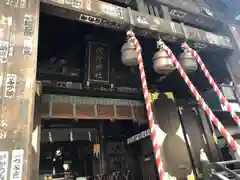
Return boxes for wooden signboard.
[87,42,110,84]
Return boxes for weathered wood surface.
[41,94,146,120]
[228,25,240,85]
[0,0,40,179]
[40,0,233,51]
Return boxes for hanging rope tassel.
[182,43,240,127]
[126,30,165,180]
[160,41,240,156]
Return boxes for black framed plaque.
[87,42,110,84]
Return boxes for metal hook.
[156,39,164,49]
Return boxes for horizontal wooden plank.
[41,102,50,117]
[116,105,133,119]
[52,103,73,118]
[42,94,143,105]
[97,104,115,119]
[132,105,146,121]
[75,104,96,118]
[40,95,145,120]
[40,0,233,51]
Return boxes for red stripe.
[173,44,240,154]
[147,108,152,119]
[194,55,198,60]
[230,139,238,152]
[221,96,226,104]
[211,116,218,126]
[169,52,174,60]
[156,155,161,168]
[234,114,239,122]
[227,104,233,114]
[221,127,228,141]
[152,129,156,140]
[149,120,153,129]
[206,72,211,82]
[193,88,198,98]
[206,107,211,117]
[186,45,240,129]
[159,171,164,180]
[127,33,164,180]
[82,0,86,9]
[152,132,159,154]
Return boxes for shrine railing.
[203,160,240,180]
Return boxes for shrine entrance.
[36,10,228,180]
[39,119,145,180]
[127,128,158,180]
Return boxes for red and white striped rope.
[161,43,240,156]
[182,43,240,127]
[126,31,165,180]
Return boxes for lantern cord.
[126,30,165,180]
[160,41,240,156]
[182,42,240,128]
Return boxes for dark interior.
[39,119,142,178]
[37,12,232,99]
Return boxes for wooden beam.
[41,94,146,120]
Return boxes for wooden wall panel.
[41,102,49,117]
[132,105,146,120]
[51,103,73,118]
[75,104,96,119]
[116,105,133,119]
[40,95,145,120]
[97,104,115,119]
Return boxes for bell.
[121,40,138,66]
[178,49,197,73]
[152,47,175,75]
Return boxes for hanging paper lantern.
[178,48,197,73]
[121,40,138,66]
[152,46,175,75]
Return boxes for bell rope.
[161,41,240,157]
[126,30,165,180]
[182,42,240,128]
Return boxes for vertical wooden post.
[31,86,42,180]
[227,24,240,85]
[0,0,40,179]
[224,24,240,101]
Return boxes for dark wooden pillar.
[224,25,240,97]
[30,87,42,180]
[0,1,40,179]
